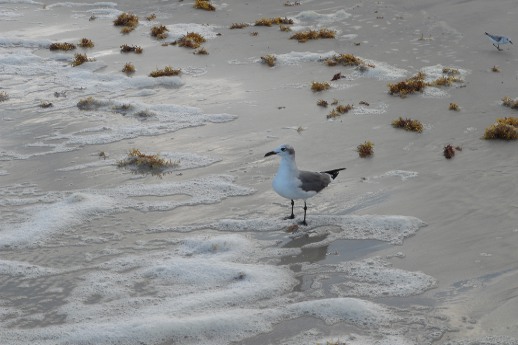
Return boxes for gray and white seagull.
[265,144,345,226]
[485,32,513,51]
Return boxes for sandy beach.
[1,0,518,344]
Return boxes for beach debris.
[284,1,301,6]
[194,47,209,55]
[120,44,143,54]
[391,117,424,133]
[151,25,169,39]
[250,31,259,36]
[449,102,460,111]
[77,96,104,110]
[290,28,335,42]
[194,0,216,11]
[71,53,95,66]
[146,13,157,21]
[359,100,370,106]
[483,117,518,140]
[501,96,518,109]
[173,32,206,49]
[112,104,133,115]
[357,141,374,158]
[388,72,427,97]
[442,67,460,76]
[255,17,293,27]
[491,65,500,72]
[39,101,53,108]
[98,151,108,160]
[122,62,136,75]
[317,99,328,107]
[54,91,67,98]
[113,12,139,34]
[49,42,76,51]
[443,144,456,159]
[330,99,339,105]
[296,126,304,134]
[78,38,94,48]
[285,224,299,233]
[149,66,181,77]
[230,23,249,29]
[261,54,277,67]
[331,72,343,81]
[0,91,9,102]
[117,149,179,177]
[89,15,96,21]
[280,25,292,32]
[324,53,374,71]
[311,81,330,92]
[327,104,353,119]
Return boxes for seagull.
[264,144,345,226]
[485,32,513,51]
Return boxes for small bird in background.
[264,144,345,226]
[485,32,513,51]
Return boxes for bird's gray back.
[298,170,332,193]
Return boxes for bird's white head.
[264,144,295,159]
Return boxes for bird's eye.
[280,147,286,151]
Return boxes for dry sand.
[1,0,518,344]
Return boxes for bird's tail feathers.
[322,168,346,180]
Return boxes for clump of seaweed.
[483,117,518,140]
[71,53,94,66]
[78,38,94,48]
[325,53,364,66]
[442,67,460,76]
[280,25,292,32]
[117,148,179,176]
[113,12,139,33]
[49,42,76,51]
[357,141,374,158]
[388,72,427,97]
[491,65,500,72]
[149,66,181,77]
[449,102,460,111]
[255,17,293,27]
[317,99,328,107]
[174,32,206,49]
[77,96,103,110]
[151,25,169,39]
[194,0,216,11]
[146,13,157,21]
[428,75,462,87]
[290,28,335,42]
[261,54,276,67]
[120,44,143,54]
[112,103,133,114]
[122,62,136,74]
[311,81,330,92]
[327,104,353,119]
[502,96,518,109]
[391,117,424,133]
[230,23,249,29]
[39,101,53,108]
[194,47,209,55]
[443,144,455,159]
[0,91,9,102]
[250,31,258,36]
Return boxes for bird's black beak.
[264,151,276,157]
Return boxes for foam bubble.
[0,259,58,278]
[0,192,116,248]
[150,214,425,244]
[303,256,437,298]
[294,9,352,23]
[371,170,419,181]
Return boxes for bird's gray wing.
[297,171,332,193]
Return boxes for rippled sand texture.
[1,0,518,344]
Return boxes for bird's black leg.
[284,199,295,220]
[300,201,308,226]
[493,43,502,51]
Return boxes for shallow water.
[1,1,518,344]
